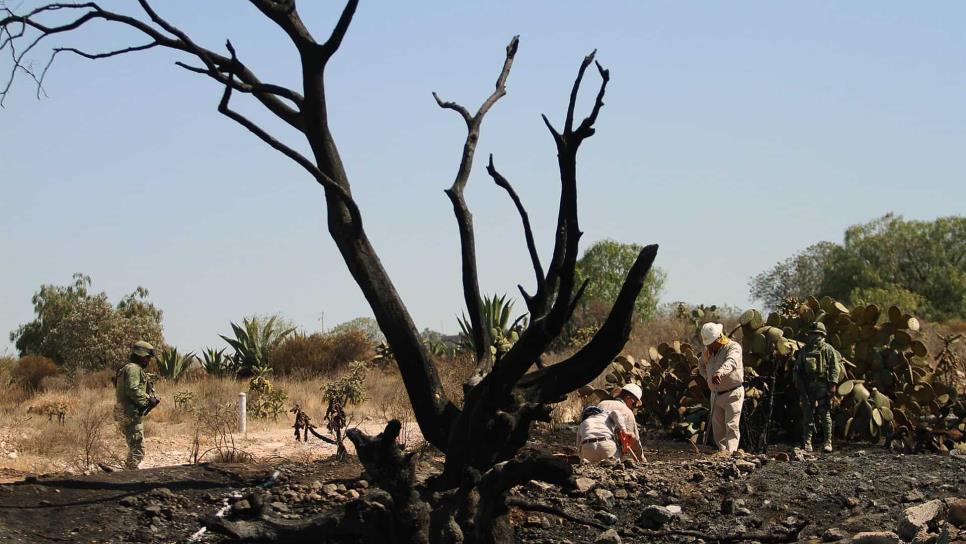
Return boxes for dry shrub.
[38,374,70,392]
[271,330,373,376]
[74,368,115,390]
[0,355,15,384]
[189,398,251,464]
[435,352,477,407]
[11,355,59,392]
[74,403,117,469]
[0,385,30,412]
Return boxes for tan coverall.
[576,400,642,462]
[699,340,744,453]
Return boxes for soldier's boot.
[822,440,833,453]
[803,437,813,453]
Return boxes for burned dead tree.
[2,2,658,542]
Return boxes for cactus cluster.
[579,296,965,450]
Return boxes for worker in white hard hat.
[698,322,745,455]
[576,383,646,464]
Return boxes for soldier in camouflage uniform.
[794,322,842,453]
[115,340,159,469]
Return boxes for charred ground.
[0,429,963,544]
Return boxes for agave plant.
[220,316,296,377]
[200,347,237,377]
[156,347,196,381]
[456,294,528,359]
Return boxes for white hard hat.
[621,383,643,402]
[700,322,724,346]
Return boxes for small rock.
[743,483,755,495]
[638,505,676,529]
[524,515,543,528]
[119,496,138,507]
[594,528,621,544]
[898,499,944,541]
[144,505,162,516]
[845,497,861,509]
[152,488,176,500]
[690,471,705,483]
[270,502,289,513]
[721,498,737,515]
[6,452,16,459]
[356,480,369,489]
[949,497,966,528]
[593,488,614,507]
[805,463,820,476]
[574,477,596,494]
[614,489,628,500]
[346,490,360,500]
[736,507,752,516]
[622,458,637,468]
[774,452,790,462]
[595,511,619,525]
[335,484,347,493]
[901,490,924,503]
[850,531,901,544]
[734,460,757,473]
[529,480,553,492]
[322,484,339,496]
[309,480,323,491]
[308,493,322,501]
[232,499,251,513]
[665,505,682,515]
[821,527,849,542]
[645,489,660,498]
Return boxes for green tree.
[749,242,837,311]
[10,274,164,369]
[10,273,92,357]
[821,214,966,321]
[329,316,385,344]
[750,214,966,321]
[574,239,666,322]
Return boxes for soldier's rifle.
[141,373,161,417]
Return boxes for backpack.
[580,405,604,422]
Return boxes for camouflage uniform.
[115,341,154,469]
[794,324,842,452]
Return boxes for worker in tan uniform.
[576,384,645,463]
[698,322,744,455]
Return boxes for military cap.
[131,340,156,357]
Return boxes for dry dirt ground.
[0,427,964,543]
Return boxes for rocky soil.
[0,431,963,543]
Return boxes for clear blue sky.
[2,1,964,354]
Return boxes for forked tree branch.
[217,40,361,229]
[491,50,610,386]
[435,35,519,369]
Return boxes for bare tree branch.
[217,40,362,232]
[518,244,658,403]
[487,154,544,291]
[435,35,519,370]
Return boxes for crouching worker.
[576,384,645,463]
[698,323,744,455]
[115,340,160,470]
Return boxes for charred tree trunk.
[2,2,659,542]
